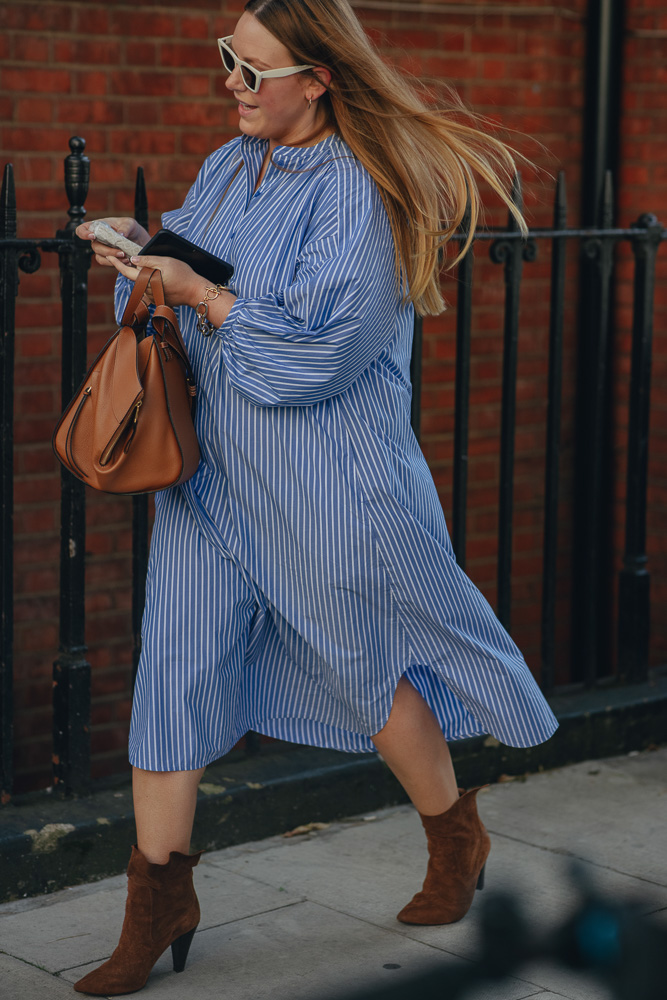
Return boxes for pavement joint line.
[196,896,314,933]
[201,860,317,892]
[51,898,311,972]
[486,828,666,886]
[197,896,309,930]
[516,994,573,999]
[55,956,116,975]
[513,994,562,999]
[501,973,580,998]
[0,950,53,975]
[260,895,493,960]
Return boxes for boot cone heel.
[397,787,491,926]
[172,925,198,973]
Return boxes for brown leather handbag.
[53,268,200,494]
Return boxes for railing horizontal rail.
[451,227,667,241]
[0,238,70,250]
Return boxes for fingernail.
[130,256,140,263]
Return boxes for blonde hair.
[245,0,527,316]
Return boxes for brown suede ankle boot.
[396,787,490,925]
[74,845,202,996]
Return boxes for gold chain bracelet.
[195,283,228,337]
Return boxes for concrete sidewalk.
[1,748,665,1000]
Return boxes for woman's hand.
[112,255,238,325]
[111,254,204,310]
[75,217,150,268]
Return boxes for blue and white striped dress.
[116,132,558,772]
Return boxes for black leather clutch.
[140,229,233,287]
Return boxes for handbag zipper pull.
[123,400,143,454]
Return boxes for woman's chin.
[238,115,262,137]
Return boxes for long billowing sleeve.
[217,163,403,406]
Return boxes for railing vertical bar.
[53,137,92,797]
[572,170,616,685]
[491,175,527,630]
[0,164,17,805]
[617,213,663,681]
[540,172,568,695]
[452,205,474,568]
[131,167,149,687]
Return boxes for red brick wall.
[1,0,665,794]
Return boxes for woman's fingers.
[109,256,156,305]
[110,256,143,280]
[76,218,148,265]
[111,255,199,310]
[76,218,123,240]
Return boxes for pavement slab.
[479,753,667,885]
[0,864,304,974]
[1,747,664,1000]
[59,899,552,1000]
[1,953,78,1000]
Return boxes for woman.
[74,0,558,994]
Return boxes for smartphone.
[140,229,234,287]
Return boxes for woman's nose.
[225,64,246,93]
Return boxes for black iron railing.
[1,137,665,804]
[444,176,665,695]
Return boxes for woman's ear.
[306,67,332,100]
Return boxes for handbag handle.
[121,267,165,328]
[121,267,196,384]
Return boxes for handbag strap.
[121,267,161,327]
[119,268,195,379]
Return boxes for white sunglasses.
[217,36,314,93]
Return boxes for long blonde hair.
[245,0,527,316]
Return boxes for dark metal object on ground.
[332,867,665,1000]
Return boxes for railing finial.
[63,136,90,232]
[134,166,149,233]
[1,163,17,240]
[554,171,567,230]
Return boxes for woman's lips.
[238,100,257,117]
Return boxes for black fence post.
[0,164,18,805]
[617,213,663,682]
[490,175,537,630]
[572,172,616,685]
[540,173,568,694]
[53,137,92,797]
